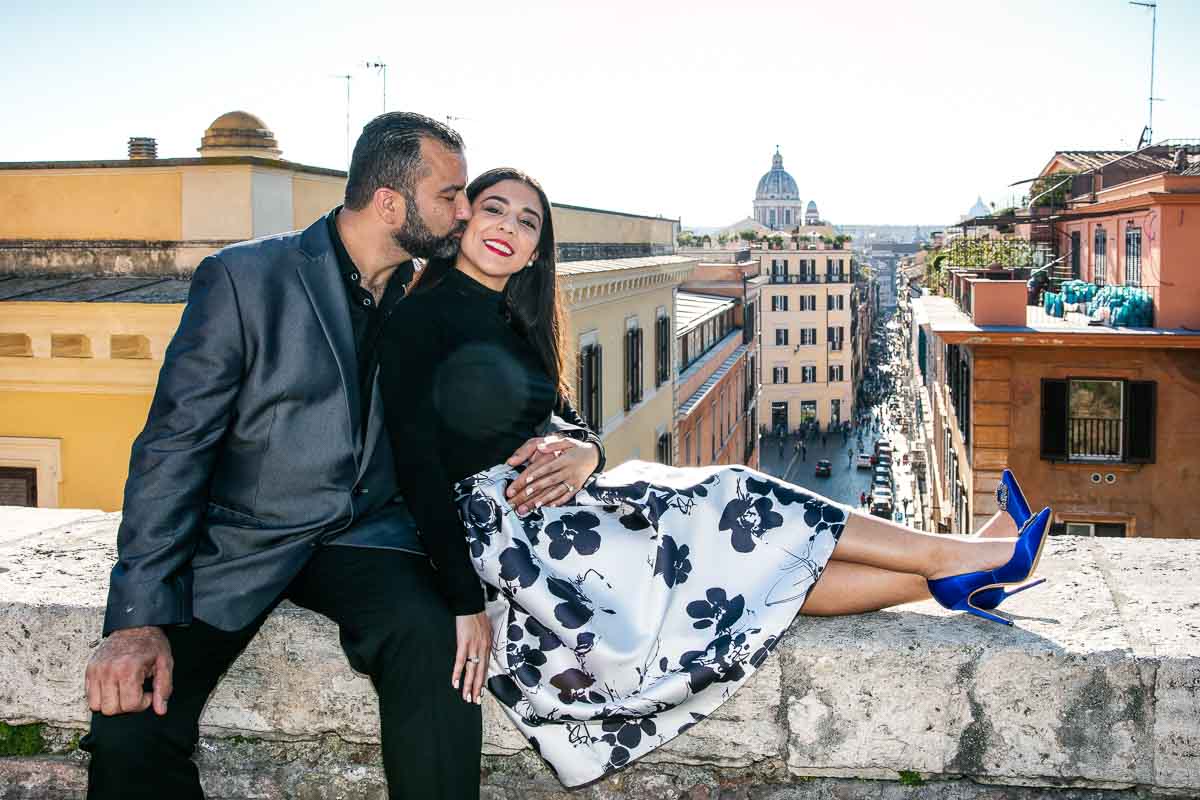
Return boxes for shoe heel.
[962,601,1013,627]
[1003,577,1047,598]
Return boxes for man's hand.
[452,612,492,704]
[85,626,173,716]
[505,435,600,515]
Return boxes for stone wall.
[0,239,230,276]
[1,510,1197,799]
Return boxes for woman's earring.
[526,259,535,268]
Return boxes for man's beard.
[392,194,465,260]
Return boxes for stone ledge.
[0,509,1197,798]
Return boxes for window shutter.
[1040,379,1068,460]
[594,345,603,432]
[1125,381,1156,463]
[628,331,638,412]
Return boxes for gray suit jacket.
[103,212,596,634]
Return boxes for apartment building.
[755,245,854,434]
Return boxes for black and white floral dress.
[379,269,848,787]
[455,459,847,787]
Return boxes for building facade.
[0,112,692,509]
[755,244,854,435]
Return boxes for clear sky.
[2,0,1197,226]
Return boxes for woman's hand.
[505,435,600,514]
[452,612,492,704]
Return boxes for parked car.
[873,466,892,487]
[855,452,874,470]
[815,459,832,477]
[872,474,891,493]
[876,454,893,471]
[874,438,892,454]
[870,501,893,519]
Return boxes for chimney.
[128,137,157,160]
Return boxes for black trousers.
[81,546,482,800]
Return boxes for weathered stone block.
[1,509,1198,798]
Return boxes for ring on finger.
[466,655,481,664]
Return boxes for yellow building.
[0,112,346,275]
[0,117,687,509]
[755,244,855,434]
[560,255,696,467]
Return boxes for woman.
[377,169,1051,788]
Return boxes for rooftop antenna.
[331,74,352,168]
[367,62,387,113]
[1130,2,1163,147]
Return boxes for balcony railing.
[1068,417,1122,461]
[768,273,849,285]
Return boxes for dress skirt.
[453,460,849,787]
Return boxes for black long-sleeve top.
[378,267,600,615]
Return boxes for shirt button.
[350,272,359,281]
[362,298,372,307]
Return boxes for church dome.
[755,148,799,200]
[807,200,818,211]
[967,196,990,218]
[199,111,281,159]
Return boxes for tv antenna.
[331,74,352,167]
[366,62,388,113]
[1130,2,1163,146]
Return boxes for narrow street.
[759,309,922,525]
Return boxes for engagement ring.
[563,481,574,493]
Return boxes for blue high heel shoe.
[974,469,1046,609]
[928,506,1053,626]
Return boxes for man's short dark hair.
[344,112,464,211]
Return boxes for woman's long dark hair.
[410,168,571,401]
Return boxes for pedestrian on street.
[859,491,867,508]
[801,444,807,461]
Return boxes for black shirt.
[377,268,600,615]
[326,208,413,433]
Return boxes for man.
[81,112,601,799]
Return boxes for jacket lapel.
[357,371,385,480]
[296,212,363,457]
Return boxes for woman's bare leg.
[805,512,1019,615]
[977,510,1018,538]
[801,561,929,615]
[829,510,1016,581]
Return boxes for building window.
[656,432,671,465]
[829,365,844,382]
[773,366,788,384]
[775,328,789,346]
[1041,378,1155,463]
[800,366,816,383]
[1094,228,1107,286]
[684,432,692,465]
[655,314,671,388]
[1125,227,1142,286]
[0,466,37,507]
[771,295,788,312]
[624,325,644,411]
[827,326,844,351]
[578,343,603,432]
[799,328,817,346]
[831,398,842,426]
